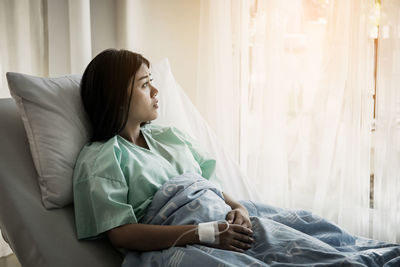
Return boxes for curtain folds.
[0,0,132,98]
[67,0,92,74]
[372,0,400,243]
[0,0,47,98]
[196,0,241,163]
[196,0,386,240]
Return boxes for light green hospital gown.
[73,123,222,240]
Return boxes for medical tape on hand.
[198,221,219,244]
[197,220,229,245]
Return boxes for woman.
[74,49,400,266]
[73,49,254,253]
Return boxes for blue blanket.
[122,173,400,266]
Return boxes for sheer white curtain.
[0,0,134,99]
[196,0,242,163]
[0,0,47,99]
[0,0,93,99]
[373,0,400,243]
[196,0,377,238]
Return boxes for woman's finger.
[232,224,254,236]
[242,219,252,229]
[228,245,245,253]
[226,211,235,223]
[242,222,251,229]
[233,232,254,244]
[231,239,252,250]
[233,216,244,226]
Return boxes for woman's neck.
[119,122,141,144]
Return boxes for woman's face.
[127,63,159,123]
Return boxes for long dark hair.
[81,49,151,142]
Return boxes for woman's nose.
[151,84,159,97]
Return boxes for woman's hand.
[222,192,252,229]
[225,207,252,229]
[211,223,254,253]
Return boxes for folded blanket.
[122,172,400,266]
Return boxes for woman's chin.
[150,114,158,121]
[152,110,159,119]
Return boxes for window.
[370,0,381,208]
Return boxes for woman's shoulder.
[78,136,120,160]
[73,136,123,182]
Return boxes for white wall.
[125,0,200,102]
[47,0,200,103]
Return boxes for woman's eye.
[143,79,154,88]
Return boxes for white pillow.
[6,73,89,209]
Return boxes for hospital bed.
[0,59,256,267]
[0,97,124,266]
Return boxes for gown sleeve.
[170,126,223,191]
[73,142,137,240]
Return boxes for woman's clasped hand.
[212,222,254,253]
[225,207,252,229]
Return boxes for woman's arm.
[223,192,246,210]
[107,224,198,251]
[108,222,254,252]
